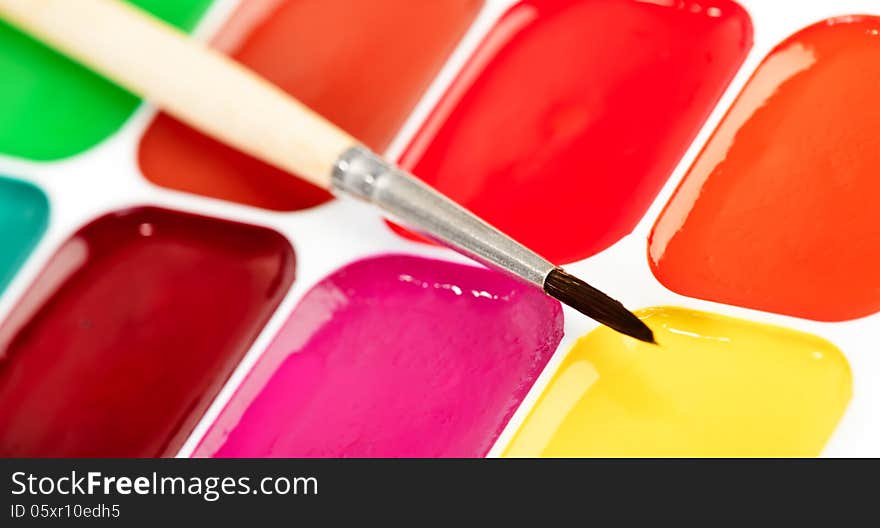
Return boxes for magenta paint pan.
[194,255,563,458]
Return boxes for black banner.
[0,458,869,525]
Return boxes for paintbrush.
[0,0,654,343]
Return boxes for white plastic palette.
[0,0,876,457]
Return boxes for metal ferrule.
[331,145,555,287]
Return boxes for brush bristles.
[543,268,655,344]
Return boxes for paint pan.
[138,0,483,211]
[195,255,562,458]
[503,307,851,457]
[0,176,48,293]
[650,15,880,322]
[394,0,751,263]
[0,0,211,160]
[0,207,293,456]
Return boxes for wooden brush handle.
[0,0,358,188]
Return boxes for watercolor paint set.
[0,0,877,458]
